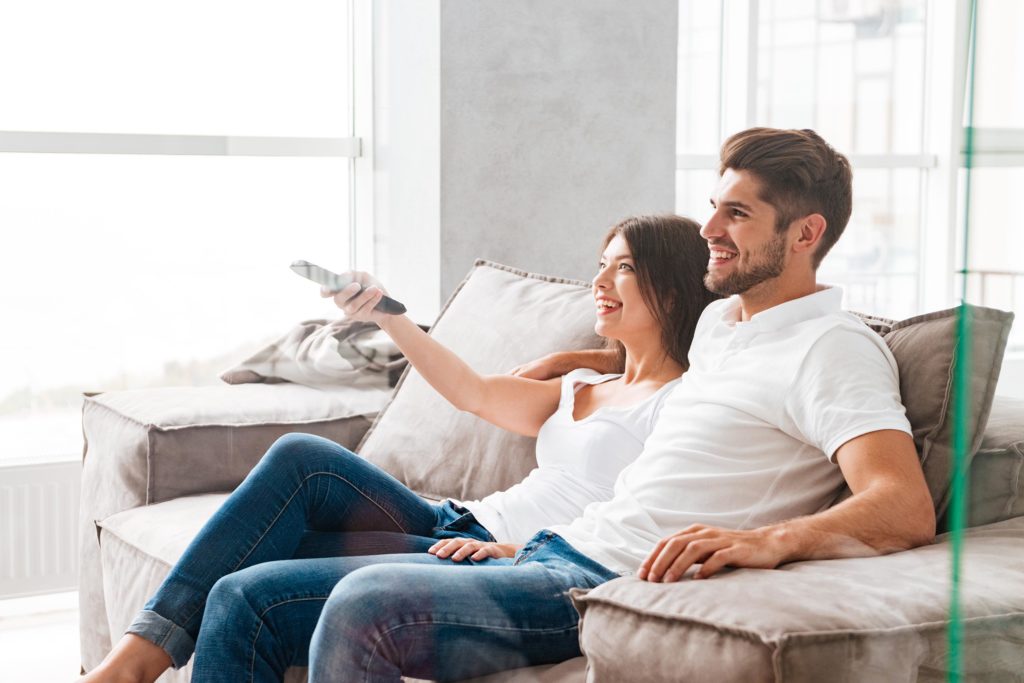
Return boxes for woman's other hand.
[428,538,519,562]
[321,271,392,325]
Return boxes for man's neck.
[737,272,820,322]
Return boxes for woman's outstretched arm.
[328,278,561,437]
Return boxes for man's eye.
[732,209,747,218]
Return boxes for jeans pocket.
[434,501,495,542]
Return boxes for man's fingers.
[695,548,737,579]
[638,537,671,580]
[644,535,691,582]
[662,539,725,582]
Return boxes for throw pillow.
[846,306,1015,522]
[356,260,603,501]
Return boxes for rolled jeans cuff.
[125,609,195,670]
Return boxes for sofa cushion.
[572,516,1024,682]
[953,396,1024,528]
[881,306,1014,519]
[96,494,585,683]
[356,260,603,501]
[843,306,1014,522]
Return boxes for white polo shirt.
[550,286,913,574]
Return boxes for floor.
[0,591,82,681]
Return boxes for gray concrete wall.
[438,0,678,297]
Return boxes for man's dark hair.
[719,128,853,269]
[603,214,722,370]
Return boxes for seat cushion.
[97,494,585,683]
[572,516,1024,682]
[356,260,604,501]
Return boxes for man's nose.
[701,211,724,240]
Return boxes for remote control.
[290,260,407,315]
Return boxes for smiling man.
[304,128,937,682]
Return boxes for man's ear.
[791,214,827,256]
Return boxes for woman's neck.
[618,337,684,384]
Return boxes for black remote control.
[290,260,407,315]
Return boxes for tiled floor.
[0,591,82,681]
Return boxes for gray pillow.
[849,306,1015,524]
[356,260,604,501]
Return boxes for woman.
[81,214,718,683]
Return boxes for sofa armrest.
[78,381,391,669]
[82,382,390,509]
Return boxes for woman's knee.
[259,433,356,475]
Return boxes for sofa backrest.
[357,260,602,501]
[357,259,1018,528]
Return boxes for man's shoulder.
[796,312,899,380]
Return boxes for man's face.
[701,168,789,296]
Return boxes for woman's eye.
[619,263,634,271]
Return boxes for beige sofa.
[79,261,1024,682]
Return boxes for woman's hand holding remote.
[321,271,394,326]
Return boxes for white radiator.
[0,460,81,598]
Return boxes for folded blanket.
[220,319,405,389]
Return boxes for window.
[0,1,368,464]
[677,0,1022,353]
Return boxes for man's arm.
[638,429,935,582]
[509,348,623,380]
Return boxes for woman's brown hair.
[603,214,722,370]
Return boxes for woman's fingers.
[429,539,461,557]
[451,541,482,561]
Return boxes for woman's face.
[592,234,660,343]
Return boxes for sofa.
[79,260,1024,682]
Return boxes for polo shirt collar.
[723,286,843,332]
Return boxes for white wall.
[370,0,441,323]
[372,0,678,321]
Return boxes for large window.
[677,0,1023,358]
[0,1,368,464]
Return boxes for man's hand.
[637,524,791,582]
[509,353,568,380]
[508,348,624,380]
[428,538,520,562]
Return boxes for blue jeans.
[125,432,499,679]
[307,531,618,682]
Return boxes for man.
[306,128,936,682]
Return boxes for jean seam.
[180,471,412,629]
[364,619,580,682]
[249,596,331,683]
[512,534,554,566]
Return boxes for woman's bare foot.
[78,634,173,683]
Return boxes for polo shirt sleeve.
[784,325,913,461]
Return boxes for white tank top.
[460,368,679,544]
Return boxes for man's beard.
[704,232,787,296]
